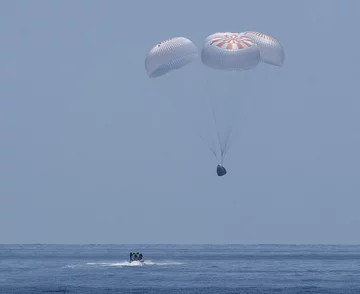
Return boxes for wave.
[65,260,183,269]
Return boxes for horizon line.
[1,243,360,246]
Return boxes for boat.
[130,252,144,264]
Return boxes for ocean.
[1,244,360,293]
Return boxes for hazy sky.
[1,0,359,244]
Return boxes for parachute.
[145,31,284,176]
[204,32,238,44]
[240,31,285,67]
[200,32,261,174]
[201,34,260,70]
[145,37,198,78]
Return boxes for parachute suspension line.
[222,124,237,162]
[219,71,239,163]
[200,69,238,165]
[167,70,207,159]
[179,62,218,162]
[196,131,217,158]
[220,71,249,162]
[183,74,218,159]
[221,122,235,159]
[209,86,222,159]
[223,73,255,158]
[220,126,234,164]
[199,65,222,163]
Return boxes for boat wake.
[66,260,184,269]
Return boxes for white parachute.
[145,37,198,78]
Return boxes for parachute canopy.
[201,33,260,71]
[240,31,284,67]
[204,32,238,44]
[145,37,199,78]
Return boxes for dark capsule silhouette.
[217,164,227,176]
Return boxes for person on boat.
[130,251,144,262]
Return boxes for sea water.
[1,244,360,293]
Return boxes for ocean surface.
[1,244,360,293]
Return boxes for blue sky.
[0,0,359,244]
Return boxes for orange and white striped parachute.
[204,32,238,44]
[240,31,284,67]
[201,32,261,71]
